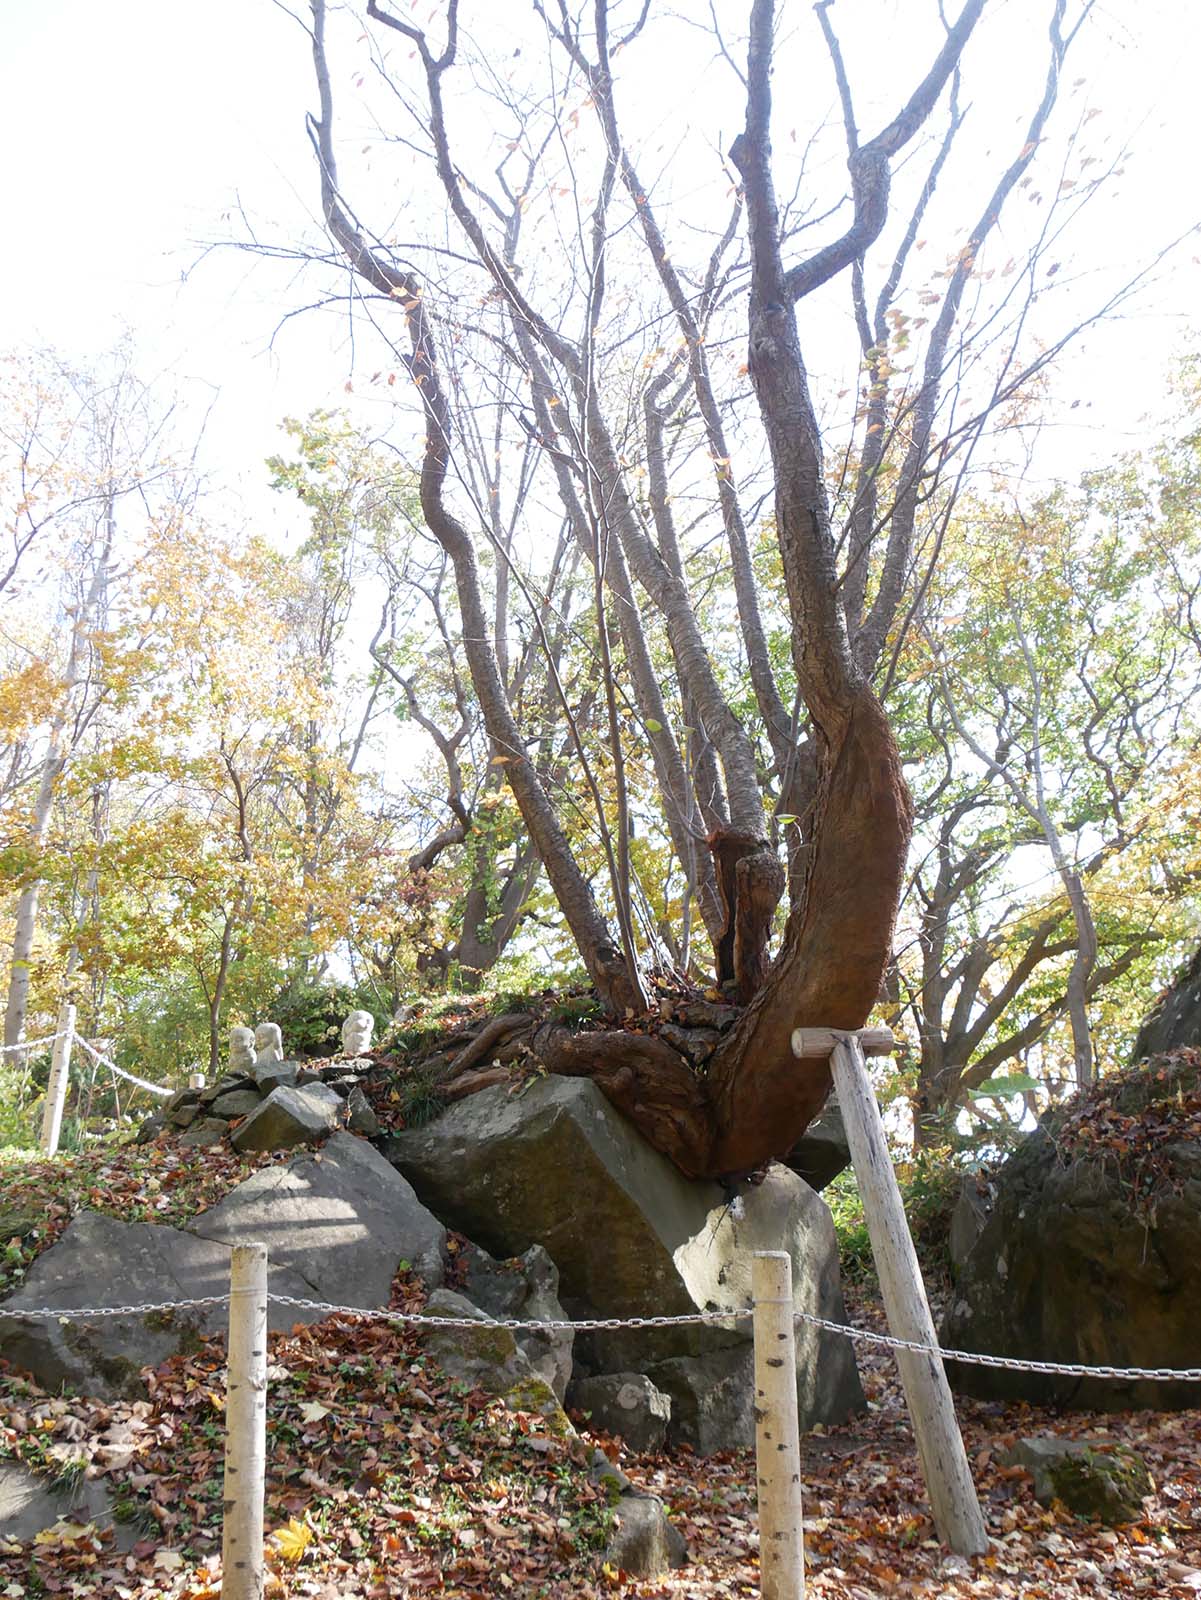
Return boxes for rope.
[74,1036,173,1098]
[1,1292,1198,1382]
[0,1032,65,1055]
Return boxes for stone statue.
[254,1021,284,1066]
[229,1025,256,1074]
[341,1009,374,1057]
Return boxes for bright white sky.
[0,0,1197,541]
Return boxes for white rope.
[0,1032,65,1055]
[1,1292,1198,1382]
[74,1035,173,1098]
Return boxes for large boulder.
[0,1134,446,1397]
[942,1057,1201,1408]
[385,1077,863,1448]
[0,1213,308,1398]
[230,1082,342,1152]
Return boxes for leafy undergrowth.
[0,1144,291,1299]
[2,1286,1199,1597]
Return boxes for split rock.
[458,1240,572,1401]
[386,1077,862,1449]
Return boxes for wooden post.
[39,1003,76,1157]
[222,1243,269,1600]
[189,1071,207,1091]
[825,1031,988,1557]
[752,1251,805,1599]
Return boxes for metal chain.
[268,1294,747,1333]
[2,1291,1199,1382]
[793,1311,1201,1382]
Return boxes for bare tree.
[271,0,1110,1175]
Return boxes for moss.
[1047,1447,1154,1525]
[501,1374,573,1433]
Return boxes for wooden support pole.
[222,1243,269,1600]
[752,1251,805,1599]
[825,1031,988,1557]
[39,1003,76,1157]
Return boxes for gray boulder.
[179,1117,227,1148]
[569,1372,671,1451]
[420,1289,566,1422]
[210,1088,262,1119]
[458,1241,573,1401]
[386,1077,862,1449]
[0,1213,303,1398]
[346,1085,380,1136]
[943,1058,1201,1408]
[604,1494,687,1577]
[0,1134,445,1397]
[250,1059,300,1093]
[192,1131,445,1295]
[1003,1437,1153,1524]
[782,1093,852,1191]
[230,1082,342,1152]
[948,1172,995,1276]
[0,1461,136,1549]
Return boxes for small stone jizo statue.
[341,1009,374,1057]
[254,1021,284,1066]
[229,1025,256,1074]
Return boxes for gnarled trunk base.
[533,688,912,1181]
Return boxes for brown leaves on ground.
[2,1282,1198,1597]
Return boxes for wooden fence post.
[222,1243,269,1600]
[825,1031,988,1557]
[752,1250,805,1599]
[39,1003,76,1157]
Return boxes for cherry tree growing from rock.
[275,0,1125,1176]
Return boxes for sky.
[0,0,1198,541]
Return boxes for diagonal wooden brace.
[791,1026,988,1557]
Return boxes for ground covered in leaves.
[2,1130,1200,1597]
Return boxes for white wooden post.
[39,1003,76,1156]
[752,1251,805,1599]
[222,1243,269,1600]
[820,1030,988,1557]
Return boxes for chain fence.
[2,1291,1200,1383]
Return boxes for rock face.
[942,1059,1201,1408]
[386,1077,863,1448]
[569,1373,672,1451]
[0,1134,445,1397]
[782,1094,852,1191]
[458,1241,573,1402]
[1132,945,1201,1060]
[191,1132,446,1294]
[1003,1437,1153,1524]
[230,1083,342,1152]
[0,1461,136,1549]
